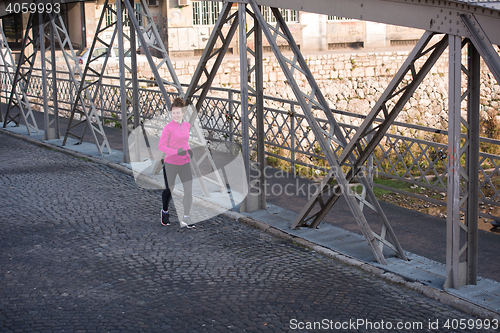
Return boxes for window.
[262,7,298,23]
[105,3,143,27]
[192,1,222,26]
[327,15,352,21]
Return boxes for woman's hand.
[187,149,193,159]
[177,148,187,156]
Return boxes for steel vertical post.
[229,90,234,146]
[117,0,129,162]
[254,4,266,210]
[466,40,480,285]
[290,104,295,176]
[49,18,60,139]
[39,13,49,138]
[239,3,252,212]
[41,13,60,141]
[444,34,464,289]
[130,6,140,132]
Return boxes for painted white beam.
[211,0,500,46]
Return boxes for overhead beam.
[1,0,499,46]
[207,0,500,46]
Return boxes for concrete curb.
[2,127,499,321]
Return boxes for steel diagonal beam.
[135,0,183,98]
[1,13,40,133]
[250,1,406,264]
[461,14,500,86]
[124,0,191,105]
[338,32,448,170]
[184,2,238,111]
[49,11,111,155]
[296,32,448,230]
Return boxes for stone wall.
[96,47,500,135]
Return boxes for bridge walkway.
[2,106,500,316]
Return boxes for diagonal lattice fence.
[3,67,500,221]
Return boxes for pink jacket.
[158,120,191,165]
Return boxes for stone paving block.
[0,132,498,332]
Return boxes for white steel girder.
[1,13,40,134]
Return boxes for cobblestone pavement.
[0,132,497,333]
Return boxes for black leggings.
[162,162,193,215]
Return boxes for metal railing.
[3,67,500,221]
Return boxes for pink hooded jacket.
[158,120,191,165]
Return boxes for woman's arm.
[158,126,178,157]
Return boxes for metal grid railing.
[3,67,500,221]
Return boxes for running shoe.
[180,216,195,229]
[161,210,170,226]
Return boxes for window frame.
[262,7,299,23]
[192,1,222,26]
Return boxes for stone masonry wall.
[97,48,500,135]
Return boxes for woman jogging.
[158,97,194,228]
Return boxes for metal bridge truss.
[241,3,266,211]
[38,12,61,140]
[51,9,113,155]
[0,5,112,154]
[119,0,226,194]
[53,9,112,155]
[62,0,117,153]
[292,32,449,258]
[2,1,500,287]
[443,14,500,288]
[244,1,405,264]
[0,13,40,134]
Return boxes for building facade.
[89,0,425,57]
[1,1,425,56]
